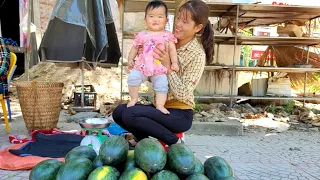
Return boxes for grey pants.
[127,69,168,93]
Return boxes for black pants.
[112,104,193,145]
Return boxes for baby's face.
[145,6,168,31]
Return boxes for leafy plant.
[267,104,276,114]
[193,89,202,113]
[284,100,295,114]
[240,29,253,67]
[308,73,320,93]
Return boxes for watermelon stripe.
[132,171,147,180]
[96,167,109,179]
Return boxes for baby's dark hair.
[145,0,168,17]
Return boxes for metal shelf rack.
[121,1,320,104]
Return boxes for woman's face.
[174,10,203,41]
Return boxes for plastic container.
[251,78,268,97]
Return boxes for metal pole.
[230,5,239,107]
[215,17,220,92]
[218,17,221,32]
[303,20,312,107]
[120,0,125,102]
[303,46,310,107]
[25,0,32,81]
[81,61,85,107]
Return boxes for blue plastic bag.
[106,122,128,136]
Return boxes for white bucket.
[251,78,268,97]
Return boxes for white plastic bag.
[19,14,36,33]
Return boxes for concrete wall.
[196,45,241,96]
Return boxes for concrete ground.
[0,99,320,180]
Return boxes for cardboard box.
[277,24,302,37]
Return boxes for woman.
[113,0,214,146]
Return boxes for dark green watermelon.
[186,173,209,180]
[192,157,204,174]
[151,170,180,180]
[167,143,195,175]
[65,146,97,162]
[204,156,234,180]
[56,157,93,180]
[29,159,63,180]
[119,168,148,180]
[87,166,120,180]
[92,155,104,169]
[134,138,167,173]
[123,150,136,171]
[220,176,237,180]
[99,136,129,166]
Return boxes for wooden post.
[32,0,40,28]
[25,0,33,81]
[270,47,274,77]
[116,0,123,30]
[81,61,85,107]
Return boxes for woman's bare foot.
[156,105,170,114]
[128,139,137,146]
[127,98,138,107]
[125,133,138,149]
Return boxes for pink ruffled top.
[133,30,177,76]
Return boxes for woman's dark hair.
[145,0,168,18]
[179,0,214,65]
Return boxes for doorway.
[0,0,25,75]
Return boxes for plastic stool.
[158,132,185,152]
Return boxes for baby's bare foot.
[127,98,138,107]
[156,105,170,114]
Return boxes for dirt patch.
[13,62,148,106]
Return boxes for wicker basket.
[16,81,64,131]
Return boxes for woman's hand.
[128,59,134,70]
[137,45,143,55]
[153,44,171,71]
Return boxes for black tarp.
[39,0,121,65]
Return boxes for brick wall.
[39,0,56,30]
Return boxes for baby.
[127,0,178,114]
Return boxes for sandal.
[124,133,137,150]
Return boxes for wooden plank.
[195,95,320,101]
[124,31,320,46]
[210,11,319,20]
[123,31,135,39]
[204,66,320,73]
[7,45,26,53]
[239,4,320,14]
[207,2,320,18]
[207,2,320,27]
[124,0,175,12]
[33,0,41,28]
[122,92,153,96]
[235,66,320,73]
[216,36,320,46]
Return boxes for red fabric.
[0,143,64,170]
[9,135,29,144]
[159,132,184,152]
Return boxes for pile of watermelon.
[29,136,236,180]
